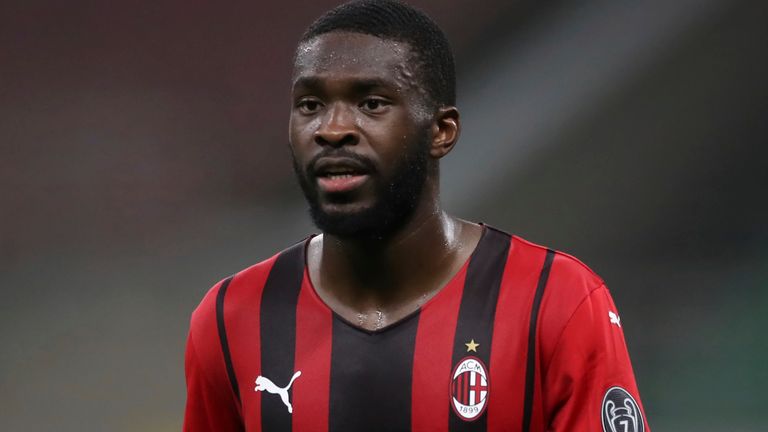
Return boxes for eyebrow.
[292,76,399,93]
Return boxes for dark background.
[1,0,766,430]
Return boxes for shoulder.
[511,235,620,373]
[190,252,278,319]
[547,246,605,301]
[506,233,608,352]
[504,234,604,301]
[510,234,604,303]
[189,238,308,334]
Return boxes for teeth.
[328,174,354,179]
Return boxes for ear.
[429,106,460,159]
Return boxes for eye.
[296,98,323,114]
[360,97,391,114]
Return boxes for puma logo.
[254,371,302,413]
[608,311,621,328]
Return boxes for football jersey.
[184,225,649,431]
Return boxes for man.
[184,1,649,431]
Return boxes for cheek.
[375,131,421,168]
[289,115,321,151]
[364,111,416,142]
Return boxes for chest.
[231,296,535,431]
[223,229,548,430]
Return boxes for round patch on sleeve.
[601,386,644,432]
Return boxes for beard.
[292,134,430,240]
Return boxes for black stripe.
[449,227,511,431]
[328,314,420,432]
[216,276,240,403]
[521,249,555,432]
[260,242,306,432]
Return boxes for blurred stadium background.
[1,0,766,430]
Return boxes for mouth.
[317,173,369,194]
[313,157,372,194]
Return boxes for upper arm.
[183,281,243,432]
[542,285,649,432]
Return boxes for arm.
[183,281,244,432]
[543,285,650,432]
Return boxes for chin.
[320,200,372,216]
[310,205,376,238]
[308,210,382,240]
[309,198,417,240]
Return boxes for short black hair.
[300,0,456,108]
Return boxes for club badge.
[450,356,489,421]
[601,386,644,432]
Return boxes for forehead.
[293,32,414,85]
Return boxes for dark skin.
[290,32,482,331]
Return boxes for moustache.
[306,149,377,177]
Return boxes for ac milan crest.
[450,356,490,421]
[601,386,644,432]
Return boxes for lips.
[317,174,369,193]
[312,156,371,194]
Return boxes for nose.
[314,102,359,147]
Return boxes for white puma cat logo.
[254,371,302,413]
[608,310,621,328]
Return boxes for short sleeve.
[183,282,244,432]
[543,285,650,432]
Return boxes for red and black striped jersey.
[184,226,649,432]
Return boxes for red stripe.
[487,237,547,430]
[457,374,462,405]
[463,372,468,405]
[224,255,280,431]
[455,375,459,400]
[292,271,332,432]
[411,262,468,430]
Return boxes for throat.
[357,309,386,331]
[306,216,484,331]
[339,295,426,332]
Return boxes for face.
[289,32,435,239]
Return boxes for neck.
[315,190,461,307]
[306,184,484,330]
